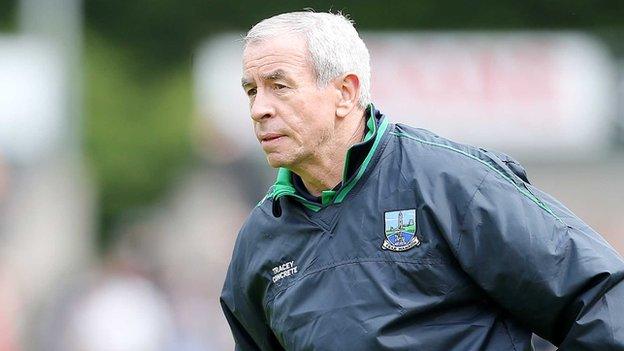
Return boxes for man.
[221,11,624,350]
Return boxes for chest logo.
[382,209,420,251]
[271,261,298,283]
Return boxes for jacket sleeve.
[220,221,284,351]
[221,259,282,350]
[442,162,624,349]
[220,296,261,351]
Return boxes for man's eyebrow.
[261,69,288,82]
[241,69,291,88]
[241,76,252,88]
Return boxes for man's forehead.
[242,36,312,83]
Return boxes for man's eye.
[274,83,287,90]
[246,88,257,96]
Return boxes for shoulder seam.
[390,131,564,223]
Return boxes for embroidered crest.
[382,209,420,251]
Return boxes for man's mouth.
[259,133,285,144]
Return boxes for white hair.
[244,11,371,108]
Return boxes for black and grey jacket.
[221,106,624,350]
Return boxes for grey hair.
[244,11,371,109]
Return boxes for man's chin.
[265,153,293,169]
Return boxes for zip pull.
[272,196,282,217]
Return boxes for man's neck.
[291,109,367,197]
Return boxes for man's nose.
[250,89,275,122]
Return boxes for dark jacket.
[221,107,624,350]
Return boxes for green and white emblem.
[382,209,420,251]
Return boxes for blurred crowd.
[0,150,274,350]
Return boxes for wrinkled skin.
[242,35,341,170]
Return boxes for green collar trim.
[334,116,388,203]
[261,105,388,211]
[341,111,377,182]
[269,168,322,211]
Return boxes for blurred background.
[0,0,623,350]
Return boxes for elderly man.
[220,11,624,350]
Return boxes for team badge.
[382,209,420,251]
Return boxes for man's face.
[242,35,339,169]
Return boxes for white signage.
[366,32,616,160]
[0,36,65,163]
[194,35,259,159]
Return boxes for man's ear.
[336,73,361,118]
